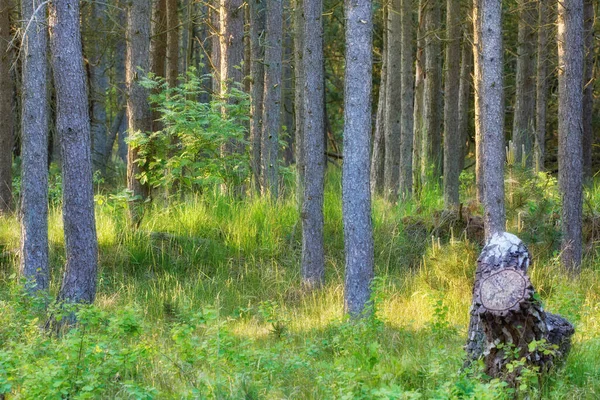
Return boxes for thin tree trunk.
[151,0,167,133]
[126,0,152,224]
[49,0,98,303]
[301,0,325,287]
[370,5,386,197]
[383,0,401,201]
[477,0,505,239]
[210,0,221,91]
[512,0,537,167]
[261,0,283,197]
[20,0,49,291]
[443,0,461,208]
[458,32,472,173]
[557,0,584,273]
[343,0,374,317]
[399,0,414,199]
[250,0,265,192]
[582,0,594,178]
[535,0,549,171]
[412,0,425,195]
[167,0,179,87]
[473,0,483,203]
[0,0,14,212]
[294,0,305,206]
[282,13,295,165]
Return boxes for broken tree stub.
[465,232,574,378]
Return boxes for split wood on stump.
[465,232,574,379]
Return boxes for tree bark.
[443,0,461,208]
[473,0,483,203]
[301,0,325,287]
[535,0,549,171]
[412,0,425,195]
[0,0,14,213]
[166,0,179,87]
[370,5,386,197]
[343,0,374,317]
[399,0,414,200]
[557,0,584,273]
[458,32,472,173]
[261,0,283,198]
[294,0,305,206]
[465,233,574,379]
[20,0,49,291]
[249,0,265,192]
[127,0,152,224]
[582,0,594,178]
[477,0,505,238]
[49,0,98,303]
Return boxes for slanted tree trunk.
[512,0,537,167]
[443,0,461,208]
[261,0,283,197]
[166,0,179,87]
[49,0,98,303]
[383,0,401,202]
[466,232,574,380]
[343,0,374,317]
[249,0,266,191]
[370,5,386,197]
[0,0,13,213]
[582,0,594,178]
[399,0,414,200]
[301,0,325,287]
[294,0,305,206]
[476,0,505,238]
[20,0,49,291]
[126,0,152,224]
[557,0,584,273]
[535,0,549,171]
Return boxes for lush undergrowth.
[1,168,599,399]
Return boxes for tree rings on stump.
[478,268,528,312]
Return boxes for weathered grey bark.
[0,0,14,212]
[20,0,49,291]
[49,0,98,303]
[294,0,305,206]
[582,0,594,178]
[458,34,472,173]
[249,0,265,191]
[383,0,401,202]
[535,0,549,171]
[422,0,442,185]
[301,0,325,287]
[166,0,179,87]
[399,0,414,199]
[412,0,425,195]
[343,0,374,317]
[443,0,461,208]
[261,0,283,198]
[465,233,574,378]
[512,0,537,167]
[477,0,505,238]
[370,5,386,197]
[127,0,152,224]
[473,0,483,203]
[557,0,583,273]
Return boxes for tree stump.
[465,232,574,379]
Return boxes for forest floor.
[1,168,599,399]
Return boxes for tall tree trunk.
[399,0,414,199]
[249,0,265,192]
[383,0,401,201]
[473,0,484,203]
[512,0,537,167]
[443,0,461,208]
[422,0,442,186]
[294,0,305,206]
[151,0,167,133]
[412,0,425,195]
[210,0,221,91]
[166,0,179,87]
[477,0,505,239]
[557,0,583,273]
[115,2,129,165]
[0,0,13,213]
[301,0,325,287]
[343,0,374,317]
[535,0,549,171]
[370,5,386,197]
[126,0,152,224]
[282,12,295,165]
[261,0,283,197]
[49,0,98,303]
[582,0,594,178]
[458,32,473,173]
[20,0,49,291]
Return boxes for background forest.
[0,0,599,398]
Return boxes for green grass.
[0,169,599,399]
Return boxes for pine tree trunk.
[294,0,305,206]
[126,0,152,224]
[412,0,425,196]
[20,0,49,291]
[512,0,537,167]
[535,0,549,171]
[249,0,265,191]
[582,0,594,178]
[151,0,167,133]
[343,0,374,317]
[0,0,13,213]
[477,0,505,238]
[166,0,179,87]
[557,0,584,273]
[49,0,98,303]
[301,0,325,287]
[443,0,461,208]
[383,0,401,202]
[370,5,386,197]
[458,33,472,173]
[261,0,283,198]
[399,0,414,199]
[473,0,484,204]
